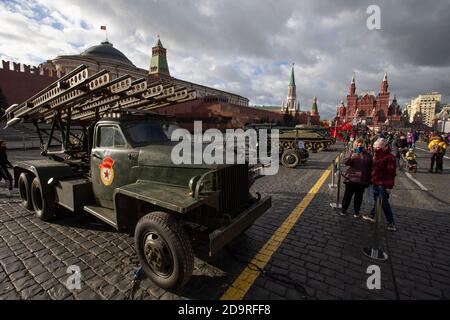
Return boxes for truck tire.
[18,172,33,210]
[135,211,194,291]
[31,177,56,221]
[281,150,300,168]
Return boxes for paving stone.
[41,278,60,291]
[0,282,15,295]
[2,261,25,275]
[47,283,73,300]
[13,276,35,291]
[74,287,102,300]
[28,265,48,278]
[34,271,54,284]
[20,284,46,299]
[97,284,118,299]
[9,270,28,282]
[414,284,443,298]
[264,280,287,297]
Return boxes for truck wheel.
[135,211,194,291]
[31,177,56,221]
[281,150,300,168]
[18,172,33,210]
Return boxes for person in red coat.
[363,138,397,231]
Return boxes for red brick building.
[338,73,393,126]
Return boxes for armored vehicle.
[288,125,335,152]
[3,65,271,290]
[249,123,335,153]
[243,123,309,168]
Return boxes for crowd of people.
[340,128,448,232]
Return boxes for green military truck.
[3,65,271,290]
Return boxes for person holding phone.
[340,138,372,218]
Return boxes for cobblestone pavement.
[0,143,449,300]
[241,142,450,300]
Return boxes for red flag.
[100,26,106,30]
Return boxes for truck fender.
[113,181,206,230]
[14,160,75,199]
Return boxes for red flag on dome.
[100,26,106,30]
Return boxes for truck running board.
[84,205,118,229]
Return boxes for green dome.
[81,41,134,66]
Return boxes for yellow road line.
[221,160,335,300]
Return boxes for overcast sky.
[1,0,449,119]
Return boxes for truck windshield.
[125,122,169,146]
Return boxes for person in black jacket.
[0,140,13,190]
[394,134,408,167]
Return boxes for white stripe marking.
[404,172,428,191]
[416,147,450,160]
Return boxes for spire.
[349,73,356,95]
[289,63,295,86]
[149,35,170,76]
[380,71,389,93]
[155,34,163,48]
[285,63,297,111]
[311,96,318,115]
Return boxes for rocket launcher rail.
[4,64,197,128]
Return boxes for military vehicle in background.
[244,123,309,168]
[292,124,336,151]
[246,123,334,152]
[3,65,271,291]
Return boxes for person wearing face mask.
[363,138,397,231]
[340,138,372,218]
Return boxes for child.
[405,148,418,172]
[405,148,417,164]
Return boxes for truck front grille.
[217,164,249,214]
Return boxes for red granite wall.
[0,60,62,106]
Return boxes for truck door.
[91,124,137,209]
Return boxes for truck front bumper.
[208,196,271,256]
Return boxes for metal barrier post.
[328,159,337,189]
[362,196,388,261]
[330,151,343,209]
